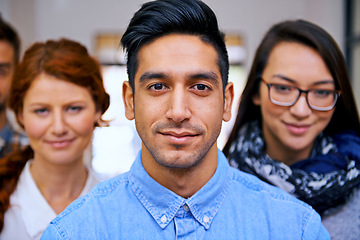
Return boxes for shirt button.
[183,205,190,212]
[203,215,209,223]
[160,215,167,223]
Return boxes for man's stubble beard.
[138,120,221,170]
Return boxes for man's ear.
[222,82,234,122]
[122,81,135,120]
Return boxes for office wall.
[1,0,344,71]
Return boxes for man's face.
[0,40,15,112]
[123,34,233,170]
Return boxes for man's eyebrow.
[139,72,168,82]
[139,71,220,84]
[191,71,219,84]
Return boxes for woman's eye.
[34,108,48,115]
[273,84,292,93]
[313,89,331,97]
[68,106,83,113]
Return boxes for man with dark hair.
[42,1,329,239]
[0,15,27,158]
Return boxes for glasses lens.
[268,84,339,111]
[308,90,337,110]
[269,84,298,106]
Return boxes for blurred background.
[1,0,359,177]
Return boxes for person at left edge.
[0,15,28,158]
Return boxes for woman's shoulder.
[322,186,360,239]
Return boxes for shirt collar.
[15,161,57,238]
[129,149,230,230]
[14,161,99,238]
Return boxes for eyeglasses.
[260,79,341,111]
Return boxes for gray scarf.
[227,120,360,215]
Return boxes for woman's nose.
[51,112,68,135]
[289,94,312,118]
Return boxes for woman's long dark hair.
[223,20,360,156]
[0,38,110,231]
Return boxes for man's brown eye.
[149,83,165,90]
[194,84,209,91]
[154,84,163,90]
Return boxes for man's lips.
[158,130,199,144]
[160,130,198,137]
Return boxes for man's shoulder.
[223,168,330,239]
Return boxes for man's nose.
[165,88,191,123]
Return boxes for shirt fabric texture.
[41,149,329,239]
[1,161,100,240]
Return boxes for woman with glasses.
[223,20,360,239]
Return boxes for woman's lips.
[46,139,75,148]
[285,123,310,135]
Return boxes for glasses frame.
[260,78,341,111]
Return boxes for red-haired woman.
[0,38,110,239]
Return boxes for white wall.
[1,0,344,71]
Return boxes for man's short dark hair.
[0,15,21,64]
[121,0,229,91]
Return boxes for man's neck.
[142,146,218,198]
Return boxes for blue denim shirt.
[42,150,329,239]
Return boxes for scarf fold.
[228,120,360,215]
